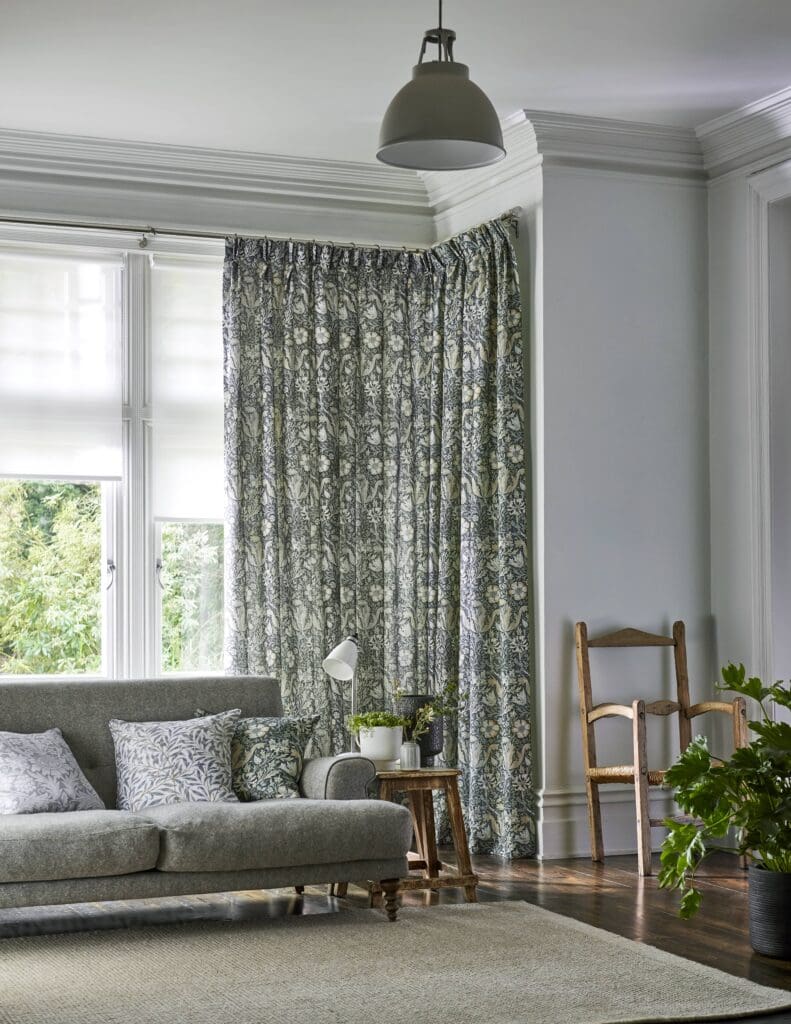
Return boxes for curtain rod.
[0,207,522,251]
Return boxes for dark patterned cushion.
[196,710,320,800]
[0,728,104,814]
[231,715,320,800]
[109,710,240,811]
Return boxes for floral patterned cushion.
[0,728,104,814]
[109,710,241,812]
[196,711,320,801]
[231,715,320,800]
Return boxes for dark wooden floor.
[2,850,790,1021]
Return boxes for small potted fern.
[659,663,791,958]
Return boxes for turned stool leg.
[380,878,401,922]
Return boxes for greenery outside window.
[158,521,224,673]
[0,480,107,675]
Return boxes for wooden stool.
[332,768,478,903]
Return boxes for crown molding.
[696,86,791,179]
[422,108,705,213]
[0,126,431,213]
[525,109,705,179]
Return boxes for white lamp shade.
[377,62,505,171]
[322,636,358,681]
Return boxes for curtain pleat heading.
[223,216,534,858]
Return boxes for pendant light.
[377,0,505,172]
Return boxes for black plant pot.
[749,865,791,959]
[394,693,444,767]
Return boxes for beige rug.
[0,901,789,1024]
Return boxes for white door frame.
[746,160,791,684]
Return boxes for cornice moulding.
[423,108,705,212]
[697,86,791,178]
[525,109,705,178]
[0,127,430,213]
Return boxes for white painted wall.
[538,168,710,857]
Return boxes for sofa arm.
[299,754,377,800]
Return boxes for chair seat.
[587,765,666,786]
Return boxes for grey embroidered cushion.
[109,710,241,812]
[0,728,104,814]
[231,715,320,800]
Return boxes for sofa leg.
[294,886,304,895]
[380,878,401,922]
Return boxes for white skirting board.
[537,785,676,860]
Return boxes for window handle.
[155,557,165,590]
[105,559,116,591]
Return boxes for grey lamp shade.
[377,61,505,171]
[322,636,358,681]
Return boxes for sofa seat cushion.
[141,798,412,873]
[0,809,160,884]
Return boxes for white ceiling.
[2,0,791,165]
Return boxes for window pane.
[160,523,224,673]
[0,481,102,674]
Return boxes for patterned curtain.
[223,217,535,858]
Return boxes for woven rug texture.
[0,900,789,1024]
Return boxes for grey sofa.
[0,676,412,920]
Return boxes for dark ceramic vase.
[749,865,791,959]
[394,693,444,767]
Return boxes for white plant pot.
[357,726,403,770]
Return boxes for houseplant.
[348,711,408,769]
[658,663,791,958]
[393,681,464,767]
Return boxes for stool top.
[376,767,461,780]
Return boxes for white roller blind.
[0,251,123,480]
[151,259,224,521]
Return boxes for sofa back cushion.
[0,676,281,807]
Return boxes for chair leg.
[632,699,653,876]
[585,779,604,862]
[380,878,401,922]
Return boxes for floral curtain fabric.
[223,217,535,857]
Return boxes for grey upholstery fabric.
[0,676,280,807]
[0,858,409,909]
[0,810,160,884]
[300,755,376,800]
[140,798,412,873]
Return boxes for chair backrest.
[0,675,281,807]
[575,620,693,752]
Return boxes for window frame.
[0,226,225,681]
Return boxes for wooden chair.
[575,620,748,876]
